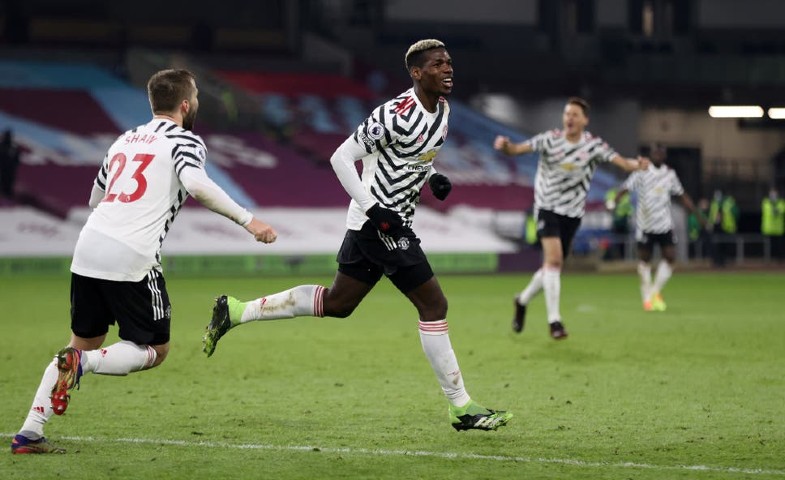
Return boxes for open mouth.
[442,78,453,88]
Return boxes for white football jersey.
[528,129,617,218]
[623,163,685,234]
[344,88,449,230]
[71,119,206,281]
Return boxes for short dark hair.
[147,69,196,114]
[567,96,590,116]
[405,39,446,70]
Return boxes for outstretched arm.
[179,167,277,243]
[493,135,534,156]
[611,154,649,172]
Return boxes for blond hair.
[405,39,445,70]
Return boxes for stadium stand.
[0,54,628,262]
[0,60,357,214]
[0,2,780,276]
[0,59,524,260]
[215,69,553,212]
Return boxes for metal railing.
[601,233,778,264]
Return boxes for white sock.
[652,260,673,295]
[241,285,325,323]
[517,268,544,305]
[82,341,157,375]
[637,262,653,301]
[19,357,59,436]
[418,320,471,407]
[543,266,561,323]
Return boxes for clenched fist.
[245,218,277,244]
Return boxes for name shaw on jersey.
[124,133,158,145]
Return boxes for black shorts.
[70,270,171,345]
[636,230,677,250]
[337,221,434,293]
[537,209,582,259]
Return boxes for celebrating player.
[11,69,277,454]
[203,39,512,432]
[494,97,649,339]
[613,142,706,311]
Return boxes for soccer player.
[614,143,705,311]
[203,39,512,432]
[11,69,277,454]
[494,97,649,339]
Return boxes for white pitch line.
[6,433,784,476]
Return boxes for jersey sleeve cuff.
[238,209,253,227]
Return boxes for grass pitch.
[1,271,784,479]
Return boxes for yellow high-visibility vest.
[762,198,785,236]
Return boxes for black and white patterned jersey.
[622,163,685,234]
[71,119,205,281]
[344,87,449,230]
[528,129,617,219]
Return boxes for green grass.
[1,271,784,479]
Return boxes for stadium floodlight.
[708,105,764,118]
[767,108,785,119]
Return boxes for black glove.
[366,204,404,237]
[428,173,452,201]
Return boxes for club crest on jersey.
[397,237,410,250]
[367,122,385,140]
[560,163,577,171]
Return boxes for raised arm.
[493,135,534,156]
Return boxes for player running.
[203,39,512,432]
[494,97,649,339]
[11,69,277,454]
[612,142,706,311]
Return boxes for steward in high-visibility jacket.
[761,189,785,236]
[605,188,632,234]
[709,193,738,234]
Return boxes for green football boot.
[203,295,244,357]
[449,400,513,431]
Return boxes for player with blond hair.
[204,39,512,432]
